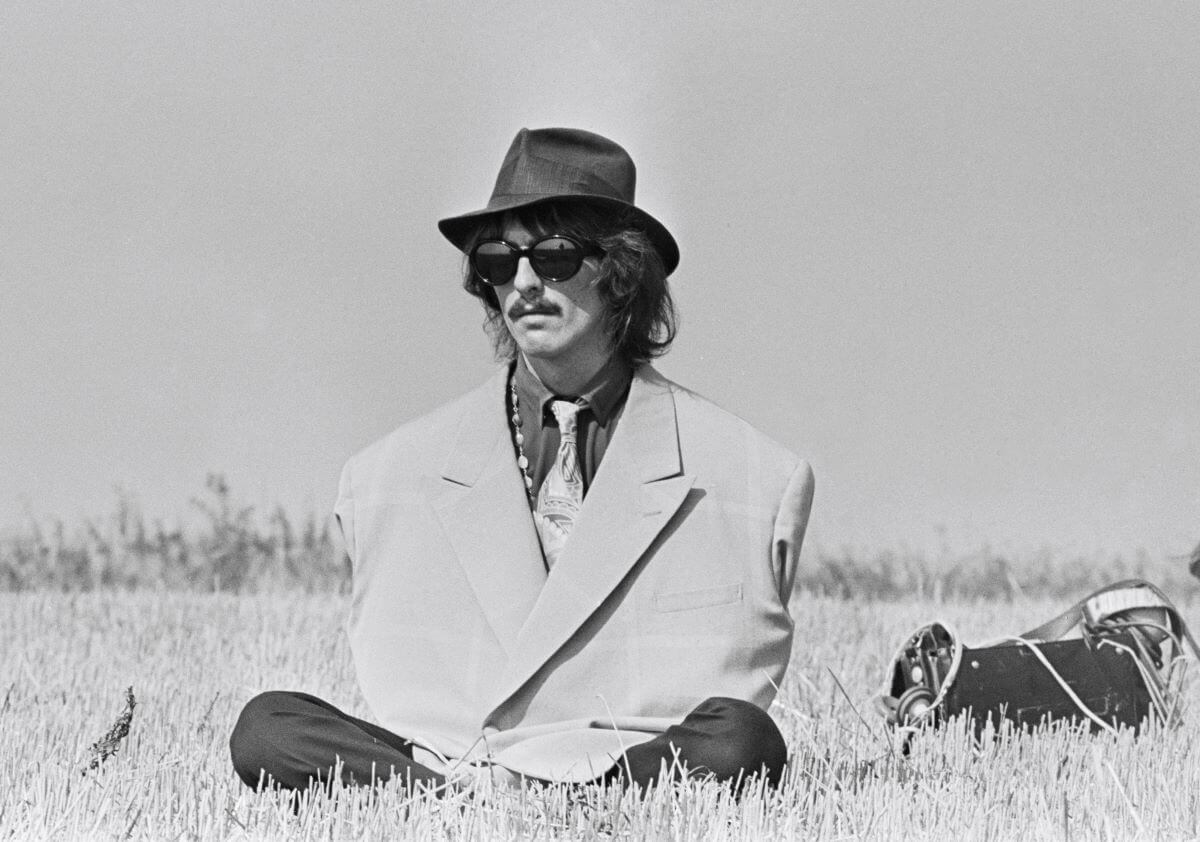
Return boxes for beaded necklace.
[508,371,535,504]
[509,367,590,507]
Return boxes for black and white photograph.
[2,3,1198,839]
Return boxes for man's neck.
[522,350,617,396]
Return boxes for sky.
[2,2,1197,562]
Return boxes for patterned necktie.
[535,400,584,570]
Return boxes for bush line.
[2,474,1195,600]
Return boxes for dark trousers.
[229,691,787,794]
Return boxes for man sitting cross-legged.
[229,127,815,795]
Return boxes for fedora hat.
[438,127,679,275]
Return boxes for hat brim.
[438,193,680,276]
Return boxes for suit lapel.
[488,366,695,712]
[431,368,546,654]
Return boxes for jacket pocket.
[653,583,743,613]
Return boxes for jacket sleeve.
[333,459,357,568]
[771,459,815,606]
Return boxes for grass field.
[5,589,1199,840]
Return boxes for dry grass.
[4,590,1199,840]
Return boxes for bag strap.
[1019,578,1159,642]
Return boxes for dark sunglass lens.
[471,242,517,285]
[530,237,585,280]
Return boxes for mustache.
[507,300,561,319]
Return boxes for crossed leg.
[229,691,445,792]
[229,691,786,794]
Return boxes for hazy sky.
[2,3,1197,560]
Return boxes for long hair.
[459,201,678,366]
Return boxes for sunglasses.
[469,234,604,286]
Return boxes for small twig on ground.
[196,690,220,734]
[122,804,144,841]
[81,687,136,776]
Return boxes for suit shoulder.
[653,371,809,476]
[666,376,795,448]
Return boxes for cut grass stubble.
[3,591,1199,840]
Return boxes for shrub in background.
[803,543,1199,602]
[0,474,348,593]
[1,474,1194,600]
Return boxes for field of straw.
[3,482,1198,840]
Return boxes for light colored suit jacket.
[334,364,814,781]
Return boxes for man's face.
[494,220,612,370]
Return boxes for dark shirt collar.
[513,353,632,426]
